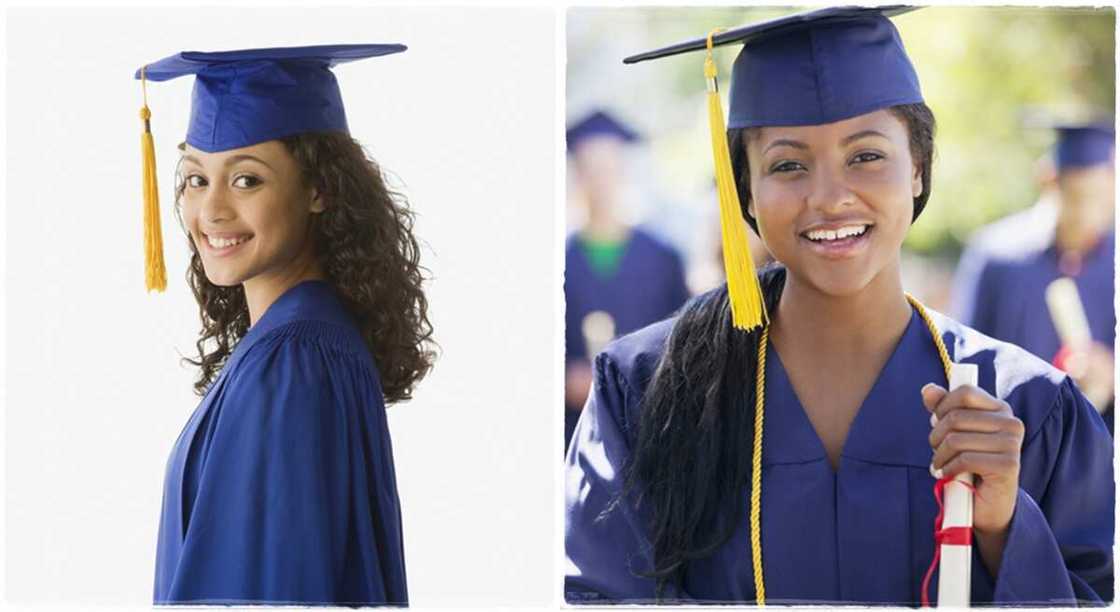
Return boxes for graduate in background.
[566,7,1112,605]
[564,110,690,449]
[137,45,434,605]
[950,151,1059,324]
[968,124,1115,432]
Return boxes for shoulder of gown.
[164,316,407,605]
[929,309,1113,604]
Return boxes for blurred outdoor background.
[566,5,1114,310]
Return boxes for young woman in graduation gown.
[138,45,433,606]
[565,7,1113,606]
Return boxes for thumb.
[921,382,947,413]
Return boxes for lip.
[798,223,873,260]
[200,231,253,257]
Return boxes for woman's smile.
[201,231,254,257]
[797,221,875,260]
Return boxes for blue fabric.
[971,233,1115,378]
[727,10,923,129]
[567,110,639,151]
[565,300,1113,605]
[970,233,1115,430]
[135,44,406,152]
[154,281,407,605]
[622,7,923,129]
[564,229,690,368]
[1055,125,1115,172]
[564,229,689,445]
[950,198,1058,324]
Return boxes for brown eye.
[852,152,884,164]
[770,160,806,174]
[232,175,262,189]
[186,174,207,188]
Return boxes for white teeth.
[806,225,868,242]
[206,234,249,249]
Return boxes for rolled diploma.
[938,362,979,608]
[581,311,616,361]
[1045,277,1092,350]
[1044,278,1109,410]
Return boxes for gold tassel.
[705,30,766,331]
[140,66,167,292]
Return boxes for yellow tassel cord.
[140,66,167,292]
[750,325,769,605]
[907,293,953,382]
[747,295,950,605]
[705,30,766,332]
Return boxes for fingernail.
[929,412,938,427]
[929,463,944,479]
[921,383,936,395]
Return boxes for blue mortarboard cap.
[1054,124,1115,172]
[624,6,923,128]
[566,110,640,152]
[134,44,406,152]
[621,7,925,333]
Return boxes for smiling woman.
[564,6,1113,606]
[136,45,434,606]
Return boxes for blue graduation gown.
[566,304,1113,605]
[154,281,407,606]
[564,228,690,443]
[949,198,1057,323]
[970,232,1115,367]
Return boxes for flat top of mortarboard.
[135,43,407,81]
[623,5,917,65]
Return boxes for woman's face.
[746,109,922,297]
[179,140,323,287]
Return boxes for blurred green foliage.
[568,6,1114,259]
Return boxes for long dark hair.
[623,103,936,597]
[176,131,436,404]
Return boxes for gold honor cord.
[140,65,167,292]
[705,29,767,332]
[747,294,950,605]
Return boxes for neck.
[1054,217,1103,255]
[583,201,628,242]
[243,246,325,326]
[771,264,912,360]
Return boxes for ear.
[911,163,923,199]
[309,188,326,214]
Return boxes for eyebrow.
[841,129,889,146]
[762,129,890,154]
[762,139,808,154]
[180,153,275,172]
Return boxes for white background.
[5,6,558,606]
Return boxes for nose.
[805,162,855,214]
[199,183,234,225]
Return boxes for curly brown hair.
[174,131,436,404]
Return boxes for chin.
[793,264,881,299]
[201,265,249,288]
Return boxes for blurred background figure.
[565,110,691,450]
[951,151,1060,324]
[966,123,1116,432]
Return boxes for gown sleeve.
[984,377,1114,605]
[565,352,671,604]
[165,323,406,605]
